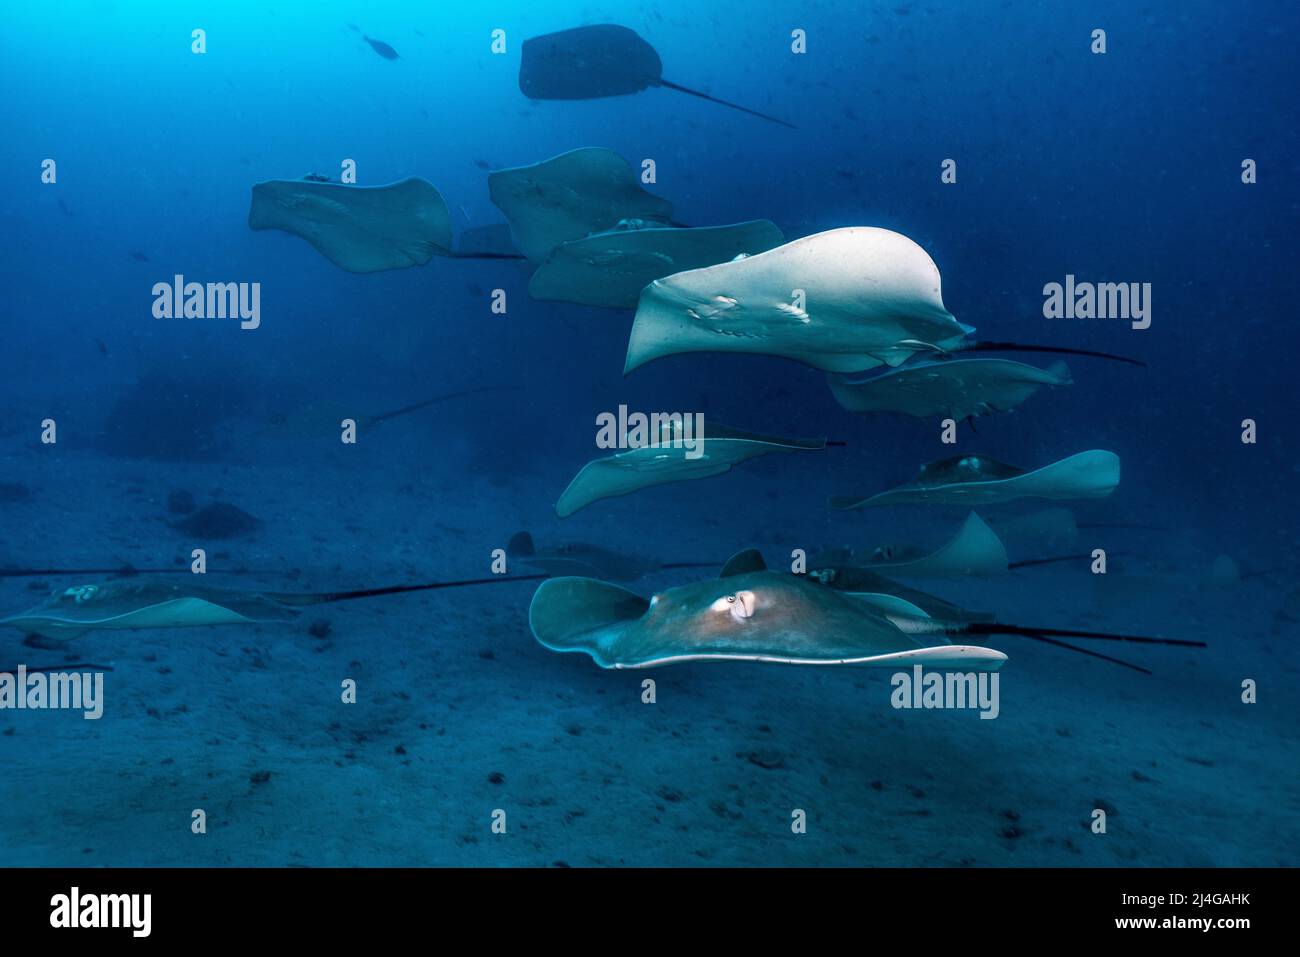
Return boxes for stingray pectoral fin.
[550,429,825,519]
[1015,450,1120,499]
[528,577,650,665]
[832,450,1120,509]
[868,645,1006,670]
[619,644,1006,670]
[829,494,868,510]
[869,512,1009,578]
[845,593,932,619]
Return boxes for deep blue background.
[1,0,1297,553]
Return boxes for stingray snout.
[710,590,756,622]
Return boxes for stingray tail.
[658,79,798,129]
[962,341,1147,368]
[889,616,1202,674]
[445,250,528,260]
[1008,552,1133,570]
[1008,633,1152,674]
[953,620,1203,674]
[961,621,1204,648]
[273,574,551,606]
[368,386,523,426]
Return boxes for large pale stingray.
[855,512,1009,578]
[519,24,796,128]
[530,550,1204,674]
[530,570,1007,670]
[555,422,825,518]
[828,358,1072,420]
[625,227,974,374]
[529,220,785,309]
[488,148,674,263]
[831,451,1120,510]
[248,177,454,273]
[625,227,1145,374]
[1,573,546,642]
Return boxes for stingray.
[170,503,261,539]
[854,512,1009,578]
[519,24,796,129]
[529,550,1200,673]
[0,573,548,642]
[831,451,1120,510]
[362,35,399,60]
[507,531,717,581]
[624,227,1144,374]
[249,176,523,272]
[488,148,675,263]
[249,177,453,273]
[555,421,825,518]
[528,220,785,309]
[828,357,1072,421]
[256,386,520,440]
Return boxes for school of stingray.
[5,22,1221,682]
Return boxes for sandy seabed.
[1,443,1296,867]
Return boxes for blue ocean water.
[0,0,1296,866]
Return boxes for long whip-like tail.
[270,573,550,607]
[962,621,1205,648]
[368,386,523,426]
[658,78,798,129]
[1013,632,1152,675]
[962,340,1146,367]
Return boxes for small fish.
[473,158,490,170]
[129,250,149,262]
[363,35,399,60]
[57,198,73,217]
[96,339,109,356]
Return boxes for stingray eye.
[711,591,755,621]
